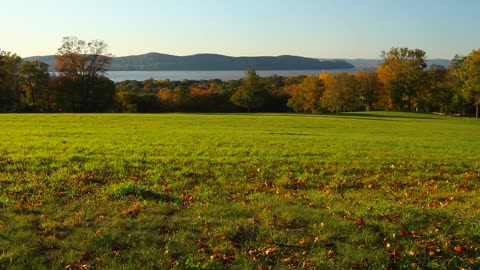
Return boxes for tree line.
[0,37,114,113]
[1,37,480,117]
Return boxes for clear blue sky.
[1,0,478,59]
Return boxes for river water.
[107,68,360,82]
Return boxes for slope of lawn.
[0,112,479,269]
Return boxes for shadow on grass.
[185,111,444,121]
[267,132,324,136]
[135,190,175,202]
[324,112,442,120]
[105,184,176,202]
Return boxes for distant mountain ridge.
[25,54,451,72]
[25,53,354,71]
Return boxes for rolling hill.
[25,54,451,72]
[25,53,354,71]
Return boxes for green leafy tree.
[0,49,22,112]
[230,68,264,112]
[423,65,453,114]
[462,49,480,118]
[173,85,191,110]
[19,60,50,112]
[354,69,382,111]
[261,75,289,112]
[446,55,467,115]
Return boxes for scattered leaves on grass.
[210,253,235,262]
[65,264,92,270]
[121,204,141,217]
[182,190,194,206]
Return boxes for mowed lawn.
[0,112,479,269]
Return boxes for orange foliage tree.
[377,47,427,111]
[54,36,114,112]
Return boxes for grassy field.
[0,112,479,269]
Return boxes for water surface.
[107,69,359,82]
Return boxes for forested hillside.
[25,53,354,71]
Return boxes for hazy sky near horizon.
[1,0,478,59]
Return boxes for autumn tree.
[462,49,480,118]
[321,72,360,112]
[173,85,191,110]
[377,47,427,111]
[54,36,115,112]
[230,68,265,112]
[285,73,334,113]
[188,87,216,112]
[304,73,328,112]
[287,75,325,113]
[285,83,304,112]
[156,88,175,111]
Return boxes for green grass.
[0,112,479,269]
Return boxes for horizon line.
[22,52,453,61]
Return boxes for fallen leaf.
[453,244,464,253]
[265,246,277,255]
[355,218,364,226]
[298,237,306,246]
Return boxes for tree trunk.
[31,86,36,112]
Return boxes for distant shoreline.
[105,68,362,82]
